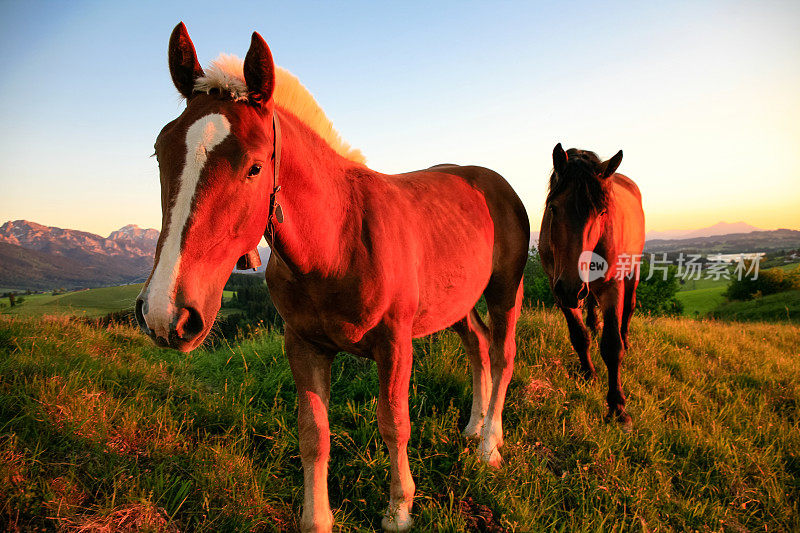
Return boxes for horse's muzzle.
[135,296,205,351]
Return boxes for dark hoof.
[605,408,633,431]
[581,369,598,382]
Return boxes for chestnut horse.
[135,24,529,532]
[538,144,644,427]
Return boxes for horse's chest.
[266,267,384,351]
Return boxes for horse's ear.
[600,150,623,179]
[244,32,275,106]
[552,143,568,175]
[168,22,204,99]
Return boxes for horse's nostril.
[135,298,148,331]
[175,306,204,341]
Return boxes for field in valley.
[1,307,798,531]
[1,285,145,318]
[675,262,800,319]
[1,284,237,319]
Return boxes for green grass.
[711,290,800,323]
[1,310,799,531]
[676,285,728,315]
[678,277,728,292]
[777,262,800,272]
[675,272,731,317]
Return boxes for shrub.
[224,273,264,291]
[635,261,684,316]
[523,246,555,307]
[724,266,800,301]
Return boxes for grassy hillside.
[676,272,741,316]
[676,262,800,317]
[1,310,798,531]
[711,290,800,323]
[676,285,727,315]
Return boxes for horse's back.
[423,164,530,260]
[393,164,529,334]
[610,173,645,254]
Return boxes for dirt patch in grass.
[457,496,508,533]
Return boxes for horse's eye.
[247,164,262,177]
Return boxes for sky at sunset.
[0,1,798,237]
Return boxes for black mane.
[546,148,609,215]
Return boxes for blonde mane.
[194,54,365,164]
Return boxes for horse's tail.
[515,278,524,321]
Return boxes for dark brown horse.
[538,144,644,427]
[135,24,529,532]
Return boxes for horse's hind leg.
[560,305,596,380]
[479,279,524,468]
[451,308,491,438]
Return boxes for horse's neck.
[268,110,357,275]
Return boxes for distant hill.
[0,241,107,290]
[0,220,159,290]
[644,229,800,255]
[646,221,761,241]
[534,222,766,248]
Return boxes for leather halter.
[235,112,282,271]
[267,111,282,240]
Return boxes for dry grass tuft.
[521,378,558,403]
[40,376,188,457]
[62,502,178,533]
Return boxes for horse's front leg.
[559,305,596,380]
[286,328,336,533]
[374,328,415,532]
[598,284,632,428]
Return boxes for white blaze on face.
[144,113,231,338]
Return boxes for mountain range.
[531,221,766,246]
[0,221,159,290]
[644,221,761,241]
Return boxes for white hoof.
[381,503,413,532]
[479,444,503,468]
[300,510,333,533]
[462,420,483,439]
